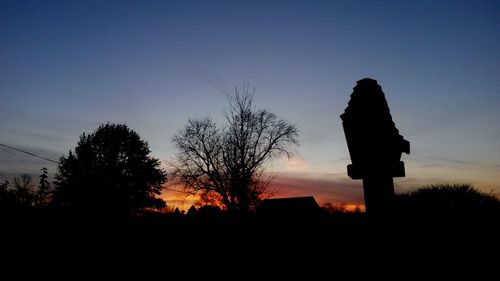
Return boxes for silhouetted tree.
[0,180,8,194]
[13,174,34,207]
[197,205,223,218]
[53,123,166,215]
[187,205,197,216]
[0,180,17,210]
[353,205,361,213]
[173,207,182,216]
[322,202,347,214]
[36,167,50,207]
[171,88,298,213]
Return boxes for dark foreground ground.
[1,210,498,278]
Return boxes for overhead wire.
[0,143,60,164]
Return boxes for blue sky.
[1,0,499,207]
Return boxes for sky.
[1,0,499,209]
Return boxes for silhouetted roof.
[258,196,320,216]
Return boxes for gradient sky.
[1,0,499,208]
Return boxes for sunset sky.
[1,0,499,209]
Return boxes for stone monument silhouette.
[341,78,410,213]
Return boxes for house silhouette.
[257,196,321,219]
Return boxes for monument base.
[363,176,395,213]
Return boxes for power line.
[0,143,195,194]
[0,143,60,164]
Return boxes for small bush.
[395,184,500,213]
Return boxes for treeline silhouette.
[2,123,165,219]
[2,89,498,222]
[2,177,498,267]
[1,124,498,271]
[1,122,498,223]
[2,171,498,221]
[1,89,499,271]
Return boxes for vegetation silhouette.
[13,174,35,207]
[0,180,17,211]
[322,202,362,214]
[52,123,166,216]
[341,78,410,213]
[171,87,298,214]
[1,85,498,268]
[36,167,50,207]
[395,184,500,214]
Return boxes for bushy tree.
[53,123,166,215]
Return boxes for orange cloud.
[285,154,307,172]
[159,183,199,211]
[269,172,365,206]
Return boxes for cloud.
[285,153,306,172]
[160,170,500,211]
[427,156,475,166]
[159,183,199,210]
[271,172,364,205]
[0,125,66,144]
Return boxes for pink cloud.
[270,173,365,206]
[161,172,472,210]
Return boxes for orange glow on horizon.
[159,183,199,211]
[160,179,366,212]
[344,204,366,212]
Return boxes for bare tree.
[171,87,298,213]
[13,174,34,206]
